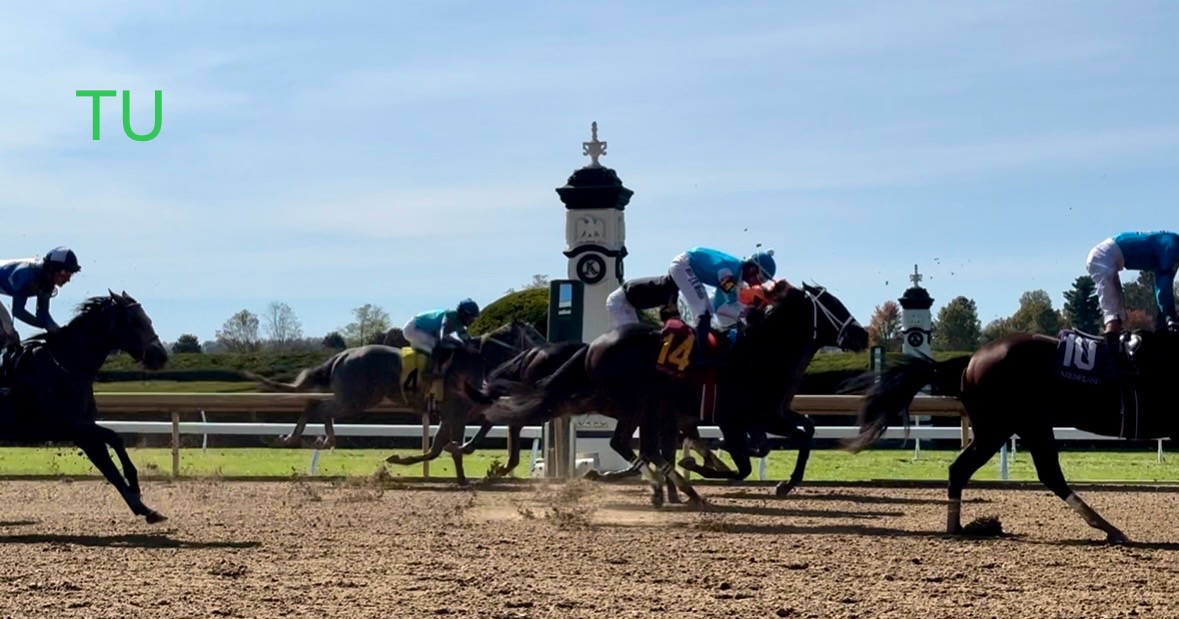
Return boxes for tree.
[171,334,202,354]
[263,301,303,347]
[470,288,548,337]
[504,274,550,294]
[322,331,347,350]
[341,304,391,347]
[867,300,902,351]
[1062,276,1101,335]
[932,296,981,351]
[216,309,260,351]
[1009,289,1060,335]
[979,316,1019,345]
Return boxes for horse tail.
[240,357,335,393]
[480,345,589,425]
[842,353,970,453]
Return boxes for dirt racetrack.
[0,477,1178,619]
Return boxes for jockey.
[1086,231,1179,367]
[714,281,773,332]
[0,247,81,346]
[668,246,776,363]
[402,298,482,379]
[605,275,680,329]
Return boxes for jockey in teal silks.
[668,246,776,365]
[0,247,82,346]
[1086,230,1179,378]
[402,298,482,379]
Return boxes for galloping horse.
[0,291,170,523]
[475,280,868,505]
[843,328,1179,543]
[242,320,546,484]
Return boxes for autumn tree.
[867,301,902,351]
[932,296,981,351]
[216,309,261,352]
[1009,289,1060,335]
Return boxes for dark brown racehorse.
[474,280,869,506]
[844,328,1179,543]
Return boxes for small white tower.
[899,264,934,358]
[557,122,632,343]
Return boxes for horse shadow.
[705,489,991,507]
[599,501,901,520]
[0,530,260,550]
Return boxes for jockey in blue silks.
[0,247,82,346]
[1086,231,1179,375]
[668,246,776,364]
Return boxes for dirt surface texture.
[0,477,1177,618]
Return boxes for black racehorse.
[843,328,1179,543]
[474,280,868,505]
[0,291,170,523]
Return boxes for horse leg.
[641,408,702,507]
[585,418,643,482]
[762,409,814,497]
[487,425,524,478]
[660,415,682,504]
[449,419,470,486]
[77,437,166,523]
[459,419,493,455]
[275,401,315,447]
[946,430,1009,534]
[1021,428,1129,543]
[385,411,455,469]
[93,426,142,497]
[315,415,337,450]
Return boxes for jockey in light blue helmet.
[743,249,776,285]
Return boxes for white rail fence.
[70,393,1165,482]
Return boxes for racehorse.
[842,328,1179,543]
[241,320,545,484]
[474,280,868,505]
[0,291,169,523]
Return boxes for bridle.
[804,285,859,349]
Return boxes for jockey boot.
[1103,330,1130,383]
[693,314,712,368]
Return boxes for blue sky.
[2,1,1178,343]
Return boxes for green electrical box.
[548,280,584,343]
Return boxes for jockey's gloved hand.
[1168,319,1179,334]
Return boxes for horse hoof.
[774,482,796,497]
[443,442,463,455]
[582,469,602,481]
[144,511,167,524]
[650,490,664,508]
[1107,531,1130,545]
[385,455,403,464]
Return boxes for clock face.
[576,254,606,285]
[907,332,925,348]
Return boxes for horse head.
[63,290,169,371]
[751,279,869,353]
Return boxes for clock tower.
[556,122,632,342]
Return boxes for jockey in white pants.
[667,246,776,365]
[1085,231,1179,375]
